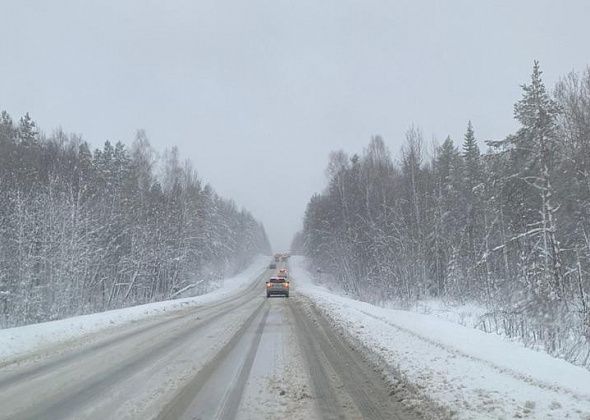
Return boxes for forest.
[295,62,590,366]
[0,118,270,328]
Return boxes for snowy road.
[0,265,418,420]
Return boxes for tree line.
[0,116,270,327]
[295,62,590,366]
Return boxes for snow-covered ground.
[290,256,590,420]
[0,255,269,364]
[390,299,488,329]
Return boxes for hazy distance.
[2,0,589,250]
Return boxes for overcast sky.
[2,0,589,250]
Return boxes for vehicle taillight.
[266,283,272,288]
[284,282,289,287]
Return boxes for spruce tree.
[512,61,565,315]
[462,121,481,190]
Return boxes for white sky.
[1,0,589,250]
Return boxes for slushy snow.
[290,256,590,419]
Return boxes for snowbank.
[0,255,269,363]
[290,256,590,419]
[392,299,488,329]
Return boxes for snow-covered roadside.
[290,256,590,419]
[390,300,487,330]
[0,255,269,364]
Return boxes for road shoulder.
[289,294,441,420]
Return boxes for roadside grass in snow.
[305,259,590,369]
[291,256,590,419]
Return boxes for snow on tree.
[298,62,590,366]
[0,114,270,328]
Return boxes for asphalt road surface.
[0,266,421,420]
